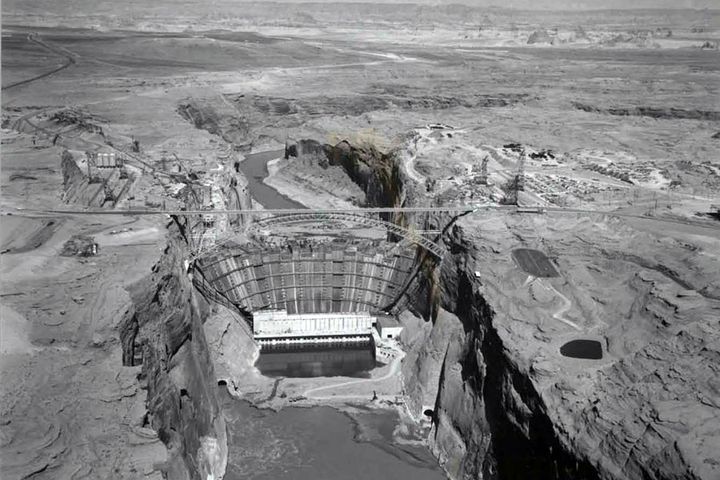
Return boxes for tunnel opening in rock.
[559,339,603,360]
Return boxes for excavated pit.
[559,339,603,360]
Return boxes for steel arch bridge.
[249,212,446,258]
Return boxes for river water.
[255,342,377,378]
[220,388,445,480]
[238,149,305,209]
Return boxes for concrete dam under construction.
[197,245,414,317]
[193,239,415,378]
[179,145,428,385]
[4,12,720,480]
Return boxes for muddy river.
[220,388,445,480]
[239,149,305,209]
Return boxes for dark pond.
[238,149,305,209]
[220,389,444,480]
[256,343,376,378]
[560,339,603,360]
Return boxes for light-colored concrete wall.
[253,310,375,338]
[379,325,403,339]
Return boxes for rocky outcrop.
[61,150,105,206]
[60,149,131,207]
[572,102,720,121]
[203,305,259,393]
[119,222,227,480]
[527,30,553,45]
[177,97,251,146]
[325,140,407,210]
[426,230,600,479]
[51,108,105,136]
[288,138,428,233]
[213,160,253,228]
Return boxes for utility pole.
[86,151,93,178]
[478,155,489,185]
[515,149,526,192]
[502,150,526,205]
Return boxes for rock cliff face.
[289,138,410,211]
[203,305,259,393]
[61,150,105,207]
[422,225,600,479]
[288,138,434,238]
[177,98,251,146]
[60,149,132,207]
[571,102,720,121]
[119,222,227,480]
[224,166,253,228]
[314,138,719,480]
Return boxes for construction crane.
[172,153,195,178]
[85,151,103,183]
[501,150,526,205]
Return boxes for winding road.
[2,33,76,91]
[541,281,581,331]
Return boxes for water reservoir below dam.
[255,342,376,378]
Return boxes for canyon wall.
[403,219,716,480]
[305,137,713,480]
[171,107,717,480]
[223,165,253,228]
[119,222,227,480]
[269,136,605,479]
[60,149,132,207]
[289,138,421,228]
[61,150,105,207]
[422,225,600,479]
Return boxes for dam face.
[198,243,414,315]
[196,240,413,376]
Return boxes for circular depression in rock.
[560,339,603,360]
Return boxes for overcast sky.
[271,0,718,8]
[460,0,715,8]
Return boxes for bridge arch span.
[250,212,445,258]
